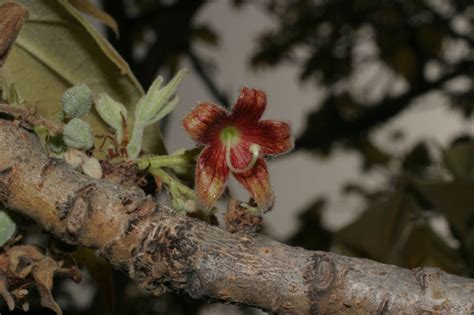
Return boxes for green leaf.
[95,93,128,143]
[128,69,186,159]
[0,0,165,154]
[135,69,187,125]
[0,208,16,246]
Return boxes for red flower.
[182,87,294,211]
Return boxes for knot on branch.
[125,197,156,234]
[185,270,205,299]
[128,216,199,298]
[307,255,336,291]
[57,183,97,239]
[304,254,336,313]
[413,267,445,293]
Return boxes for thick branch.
[0,109,473,314]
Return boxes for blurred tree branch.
[103,0,229,108]
[251,0,474,158]
[186,46,230,107]
[297,58,474,151]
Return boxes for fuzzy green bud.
[61,84,93,118]
[81,157,103,179]
[63,118,94,150]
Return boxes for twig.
[186,47,230,108]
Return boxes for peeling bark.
[0,107,473,314]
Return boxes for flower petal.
[195,144,230,208]
[233,157,274,211]
[182,103,228,143]
[231,87,267,123]
[229,141,254,170]
[243,120,294,155]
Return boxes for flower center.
[220,126,240,146]
[221,127,260,173]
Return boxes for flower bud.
[61,84,93,118]
[63,118,93,150]
[82,157,103,179]
[64,148,88,168]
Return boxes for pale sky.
[167,0,465,243]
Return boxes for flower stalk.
[147,167,196,200]
[137,154,194,170]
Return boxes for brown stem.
[0,107,473,314]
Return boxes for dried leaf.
[0,1,28,66]
[224,198,262,234]
[0,245,81,315]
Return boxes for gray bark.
[0,106,473,314]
